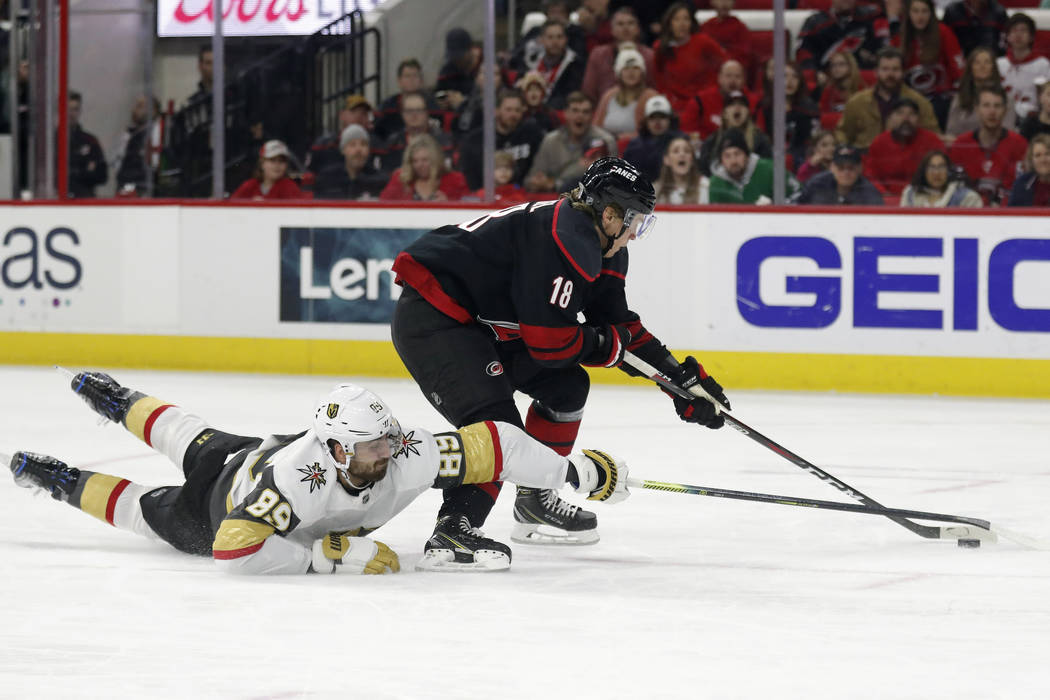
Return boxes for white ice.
[1,366,1048,700]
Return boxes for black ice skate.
[71,371,133,423]
[512,487,599,545]
[8,451,81,501]
[416,514,512,572]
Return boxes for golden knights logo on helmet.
[327,403,339,419]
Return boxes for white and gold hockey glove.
[310,534,400,575]
[569,449,629,504]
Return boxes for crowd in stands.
[57,0,1050,207]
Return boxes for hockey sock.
[438,483,504,528]
[525,402,582,456]
[121,395,209,468]
[67,471,160,540]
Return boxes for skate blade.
[415,549,511,572]
[511,522,599,546]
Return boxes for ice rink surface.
[1,366,1048,699]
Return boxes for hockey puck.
[957,538,981,548]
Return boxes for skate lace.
[540,489,579,517]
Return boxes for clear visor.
[624,209,658,240]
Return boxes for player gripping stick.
[7,371,628,574]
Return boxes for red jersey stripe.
[104,478,132,526]
[392,252,473,323]
[484,421,504,482]
[550,200,598,282]
[213,542,265,560]
[142,404,174,447]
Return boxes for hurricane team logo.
[327,403,339,418]
[486,361,504,377]
[298,463,328,493]
[392,430,423,458]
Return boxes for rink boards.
[1,201,1048,397]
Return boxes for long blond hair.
[1025,133,1050,173]
[399,133,445,187]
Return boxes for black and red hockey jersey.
[392,199,673,372]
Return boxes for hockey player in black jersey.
[391,156,731,571]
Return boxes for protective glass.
[625,209,658,240]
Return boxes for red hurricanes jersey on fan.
[948,129,1028,205]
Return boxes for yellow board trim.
[2,331,1049,398]
[79,473,127,523]
[124,396,170,443]
[213,518,275,554]
[458,423,497,484]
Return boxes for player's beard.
[349,458,389,484]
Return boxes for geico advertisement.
[638,213,1050,359]
[279,226,426,323]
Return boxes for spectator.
[379,133,468,202]
[997,14,1050,121]
[457,88,545,190]
[518,72,561,133]
[470,150,530,203]
[448,63,506,141]
[436,28,480,104]
[837,47,940,148]
[114,95,160,197]
[653,2,729,113]
[946,47,1017,137]
[698,91,773,176]
[531,20,586,110]
[525,91,617,192]
[797,0,889,78]
[900,150,983,206]
[594,47,659,139]
[819,51,868,127]
[509,1,586,76]
[187,45,213,103]
[797,130,839,182]
[306,94,379,176]
[1007,133,1050,206]
[312,125,387,201]
[67,90,107,198]
[864,97,945,195]
[680,59,752,139]
[576,0,614,54]
[708,128,800,204]
[581,7,656,103]
[379,92,452,173]
[893,0,964,128]
[229,140,304,200]
[654,135,710,204]
[942,0,1007,59]
[1019,80,1050,141]
[757,61,821,169]
[623,94,683,182]
[948,86,1028,204]
[700,0,753,76]
[374,59,442,141]
[794,144,885,204]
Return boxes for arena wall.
[1,201,1048,397]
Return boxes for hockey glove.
[666,356,730,430]
[310,534,400,575]
[581,324,631,368]
[568,449,629,504]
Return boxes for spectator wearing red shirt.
[864,98,945,195]
[680,59,751,139]
[700,0,753,76]
[1008,134,1050,207]
[892,0,964,129]
[230,140,304,200]
[653,2,729,113]
[470,150,530,204]
[380,133,468,202]
[819,51,868,129]
[580,7,655,103]
[576,0,613,54]
[949,86,1029,205]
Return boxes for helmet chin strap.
[600,215,630,255]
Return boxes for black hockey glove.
[581,324,631,368]
[665,356,730,429]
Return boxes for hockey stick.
[625,477,996,543]
[622,351,952,541]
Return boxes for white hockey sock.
[69,472,160,541]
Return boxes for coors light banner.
[157,0,385,37]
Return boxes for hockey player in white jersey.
[7,372,628,574]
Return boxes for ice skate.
[8,451,81,501]
[71,371,133,423]
[511,487,599,545]
[416,514,512,572]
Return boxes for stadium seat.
[1035,30,1050,58]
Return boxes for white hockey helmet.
[313,384,400,468]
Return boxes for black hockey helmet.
[578,157,657,249]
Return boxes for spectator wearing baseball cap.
[593,46,659,139]
[698,90,772,176]
[622,94,684,182]
[230,139,305,200]
[436,27,480,99]
[313,124,388,201]
[864,96,944,196]
[793,144,885,205]
[305,93,380,176]
[708,128,799,204]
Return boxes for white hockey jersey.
[997,53,1050,120]
[211,420,569,574]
